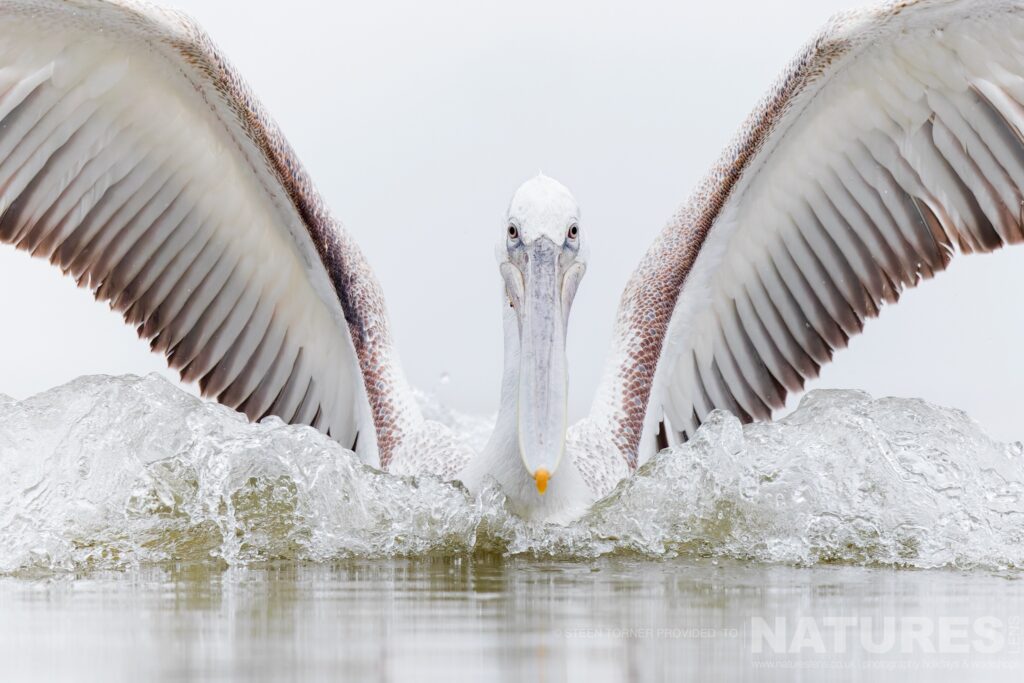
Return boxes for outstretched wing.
[589,0,1024,468]
[0,0,417,467]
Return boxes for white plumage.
[2,0,1024,521]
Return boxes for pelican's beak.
[505,237,582,496]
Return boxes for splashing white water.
[1,374,1022,573]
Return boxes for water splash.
[1,374,1022,573]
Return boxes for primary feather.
[590,0,1024,470]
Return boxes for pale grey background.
[2,0,1022,440]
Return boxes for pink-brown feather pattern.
[161,16,408,467]
[602,6,900,470]
[0,0,409,467]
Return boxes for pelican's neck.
[459,303,591,523]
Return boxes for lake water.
[1,558,1022,681]
[2,375,1024,679]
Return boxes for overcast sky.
[2,0,1024,440]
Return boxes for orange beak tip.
[534,468,550,495]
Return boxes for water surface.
[3,375,1024,679]
[2,558,1022,681]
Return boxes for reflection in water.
[1,558,1022,681]
[4,377,1024,679]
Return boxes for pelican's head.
[499,175,587,496]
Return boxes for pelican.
[3,0,1024,522]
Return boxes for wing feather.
[0,0,418,467]
[590,0,1024,468]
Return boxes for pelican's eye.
[567,224,579,240]
[507,224,519,240]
